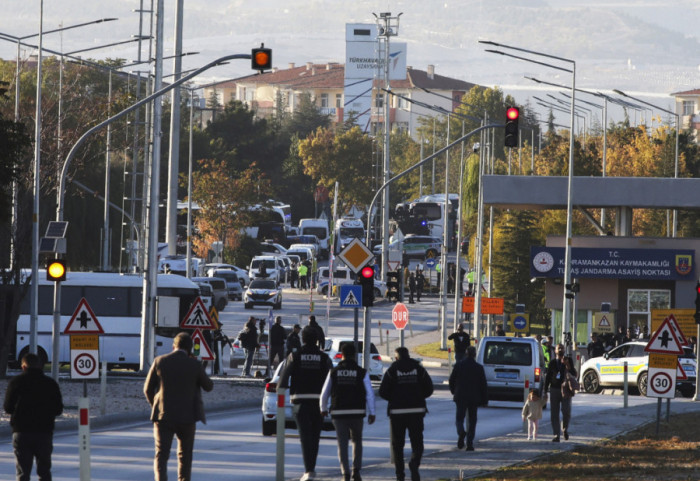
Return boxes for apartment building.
[201,62,478,140]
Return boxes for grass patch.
[413,341,449,360]
[471,411,700,480]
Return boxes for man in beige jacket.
[144,332,214,481]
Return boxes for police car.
[580,341,697,397]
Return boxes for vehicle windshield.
[302,227,327,238]
[249,280,276,290]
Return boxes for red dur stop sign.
[392,302,409,330]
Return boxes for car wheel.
[262,417,277,436]
[637,371,648,397]
[216,299,227,312]
[582,369,603,394]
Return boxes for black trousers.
[13,431,53,481]
[389,414,424,479]
[294,401,323,473]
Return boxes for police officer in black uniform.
[320,343,376,481]
[280,327,333,481]
[379,347,434,481]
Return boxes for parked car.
[580,341,697,397]
[261,360,335,436]
[372,234,441,259]
[191,276,227,312]
[205,263,249,287]
[207,269,243,301]
[244,279,283,309]
[324,338,384,380]
[476,336,547,401]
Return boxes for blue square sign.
[340,285,362,308]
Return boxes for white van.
[298,218,329,259]
[476,336,547,401]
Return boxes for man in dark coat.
[4,353,63,481]
[448,345,488,451]
[144,332,214,481]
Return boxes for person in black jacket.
[280,326,333,481]
[544,343,577,442]
[447,323,471,362]
[379,347,434,481]
[269,316,287,370]
[448,345,487,451]
[4,353,63,481]
[320,343,376,481]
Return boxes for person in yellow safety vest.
[298,263,308,290]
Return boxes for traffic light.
[694,281,700,324]
[505,106,519,148]
[359,265,375,307]
[565,282,580,299]
[46,259,66,282]
[251,45,272,71]
[386,271,400,302]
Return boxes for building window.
[321,93,329,108]
[627,289,671,337]
[336,93,342,108]
[682,100,695,116]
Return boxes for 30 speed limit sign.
[70,335,99,379]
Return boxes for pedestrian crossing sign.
[180,297,216,329]
[340,285,362,308]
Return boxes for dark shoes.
[563,429,569,440]
[457,433,465,449]
[552,435,560,442]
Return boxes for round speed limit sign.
[71,350,99,379]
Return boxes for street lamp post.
[480,40,576,351]
[613,89,680,237]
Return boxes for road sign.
[180,297,216,330]
[339,285,362,308]
[64,298,104,335]
[512,314,528,331]
[392,302,409,330]
[425,258,437,269]
[644,317,684,355]
[191,328,214,361]
[461,296,504,315]
[337,238,374,273]
[71,350,98,379]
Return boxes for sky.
[1,0,699,126]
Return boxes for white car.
[324,338,384,380]
[244,279,282,309]
[261,361,334,436]
[580,341,697,397]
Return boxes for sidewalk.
[312,396,700,481]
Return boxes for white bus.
[14,271,201,369]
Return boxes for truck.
[298,218,330,259]
[333,218,365,255]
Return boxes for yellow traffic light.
[46,259,66,282]
[251,45,272,71]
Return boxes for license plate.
[496,372,518,380]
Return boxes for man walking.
[447,323,470,362]
[448,345,488,451]
[144,332,214,481]
[379,347,434,481]
[544,343,576,442]
[269,316,287,370]
[320,343,376,481]
[280,327,333,481]
[4,353,63,481]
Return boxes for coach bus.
[14,271,200,369]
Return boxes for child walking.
[522,388,548,440]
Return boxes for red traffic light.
[506,107,519,120]
[360,266,374,279]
